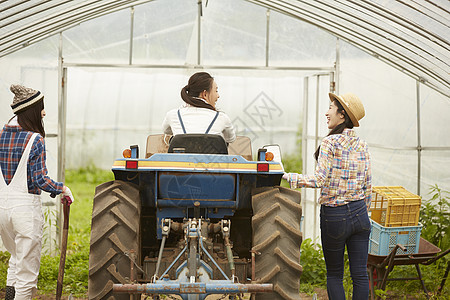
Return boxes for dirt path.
[0,289,330,299]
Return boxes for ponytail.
[180,72,216,111]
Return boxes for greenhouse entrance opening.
[62,66,335,242]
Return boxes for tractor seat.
[168,134,228,154]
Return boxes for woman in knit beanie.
[0,84,74,300]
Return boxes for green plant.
[42,205,58,255]
[0,251,11,290]
[300,238,327,286]
[374,288,388,300]
[282,122,303,176]
[280,122,306,192]
[283,152,302,174]
[65,165,114,185]
[419,184,450,250]
[299,239,357,297]
[383,185,450,299]
[281,151,302,189]
[36,166,113,297]
[299,282,319,295]
[342,251,352,299]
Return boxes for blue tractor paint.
[91,136,295,299]
[113,152,283,240]
[158,172,236,201]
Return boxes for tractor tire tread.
[252,187,302,300]
[88,180,140,300]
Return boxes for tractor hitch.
[112,282,273,294]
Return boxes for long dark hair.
[17,100,46,138]
[314,100,353,161]
[180,72,216,111]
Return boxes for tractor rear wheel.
[88,180,140,300]
[252,186,302,300]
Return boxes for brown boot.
[5,286,15,300]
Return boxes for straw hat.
[10,84,44,114]
[328,92,365,127]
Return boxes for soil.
[0,289,330,299]
[0,289,86,300]
[300,287,329,299]
[0,287,427,300]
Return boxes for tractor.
[88,133,303,300]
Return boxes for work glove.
[61,186,74,206]
[282,173,299,189]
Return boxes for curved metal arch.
[0,0,156,56]
[0,1,71,28]
[248,0,450,97]
[356,0,449,50]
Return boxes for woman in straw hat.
[283,93,371,299]
[162,71,236,143]
[0,84,75,300]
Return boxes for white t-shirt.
[162,106,236,143]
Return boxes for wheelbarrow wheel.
[88,180,140,300]
[252,186,302,300]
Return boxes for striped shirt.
[287,128,371,207]
[0,124,63,195]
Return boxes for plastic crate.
[368,219,422,256]
[370,186,421,227]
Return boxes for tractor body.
[88,135,302,300]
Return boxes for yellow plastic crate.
[370,186,421,227]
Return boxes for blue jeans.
[320,200,371,300]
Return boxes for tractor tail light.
[265,152,274,161]
[126,160,138,169]
[257,163,269,172]
[123,149,131,158]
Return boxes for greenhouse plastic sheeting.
[1,0,448,95]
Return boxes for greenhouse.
[0,1,449,296]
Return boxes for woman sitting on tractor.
[162,72,236,144]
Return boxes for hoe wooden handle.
[56,197,71,300]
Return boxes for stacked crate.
[368,186,422,256]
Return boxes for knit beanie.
[10,84,44,114]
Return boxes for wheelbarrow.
[367,237,449,300]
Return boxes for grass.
[0,166,114,298]
[44,167,114,296]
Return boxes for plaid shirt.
[0,124,63,195]
[287,128,371,207]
